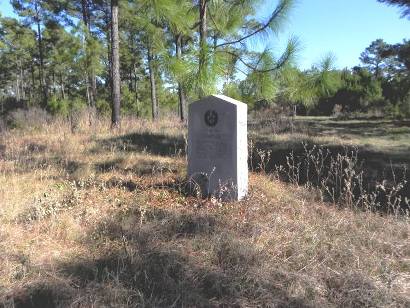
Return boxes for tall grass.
[0,110,409,307]
[256,143,410,216]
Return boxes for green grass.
[251,116,410,178]
[293,116,410,153]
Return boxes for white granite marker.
[188,95,248,201]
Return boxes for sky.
[0,0,408,70]
[258,0,409,69]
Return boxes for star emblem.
[204,110,218,127]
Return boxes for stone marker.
[188,95,248,201]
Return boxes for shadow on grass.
[251,136,410,175]
[300,118,410,138]
[3,126,407,213]
[0,144,5,158]
[7,282,72,308]
[103,176,198,201]
[96,132,185,157]
[0,209,305,306]
[96,130,409,213]
[251,138,410,213]
[5,206,400,307]
[95,158,180,176]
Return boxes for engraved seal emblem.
[204,110,218,127]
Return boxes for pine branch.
[215,0,289,49]
[208,6,221,35]
[216,49,292,73]
[378,0,410,18]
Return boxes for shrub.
[70,97,86,112]
[0,96,26,116]
[47,96,86,117]
[6,107,52,130]
[96,98,111,116]
[0,116,6,132]
[275,144,409,216]
[121,86,141,116]
[397,94,410,118]
[47,96,70,116]
[385,95,410,119]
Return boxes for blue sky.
[258,0,409,69]
[0,0,408,70]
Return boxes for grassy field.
[250,116,410,211]
[252,116,410,167]
[294,117,410,159]
[0,114,409,307]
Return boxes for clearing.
[0,116,409,307]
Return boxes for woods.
[0,0,409,126]
[0,0,300,126]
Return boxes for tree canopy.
[0,0,409,122]
[378,0,410,18]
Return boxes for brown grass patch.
[0,116,409,307]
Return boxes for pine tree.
[11,0,50,106]
[51,0,106,108]
[194,0,298,98]
[125,0,188,120]
[0,16,36,104]
[360,39,389,79]
[378,0,410,18]
[111,0,121,127]
[43,21,82,101]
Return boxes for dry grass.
[0,114,409,307]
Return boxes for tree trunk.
[81,0,97,107]
[86,76,91,105]
[199,0,208,50]
[128,70,132,91]
[90,69,97,106]
[106,5,112,100]
[52,70,56,95]
[81,0,89,27]
[133,66,140,117]
[30,65,35,104]
[34,1,47,107]
[111,0,121,127]
[60,74,65,100]
[176,34,187,122]
[20,63,25,100]
[198,0,208,97]
[148,43,158,120]
[16,75,20,101]
[375,62,380,79]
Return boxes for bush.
[121,86,140,116]
[96,99,111,116]
[47,95,70,116]
[0,96,26,116]
[384,94,410,119]
[47,96,86,117]
[397,94,410,118]
[70,97,87,113]
[6,107,52,130]
[0,116,6,132]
